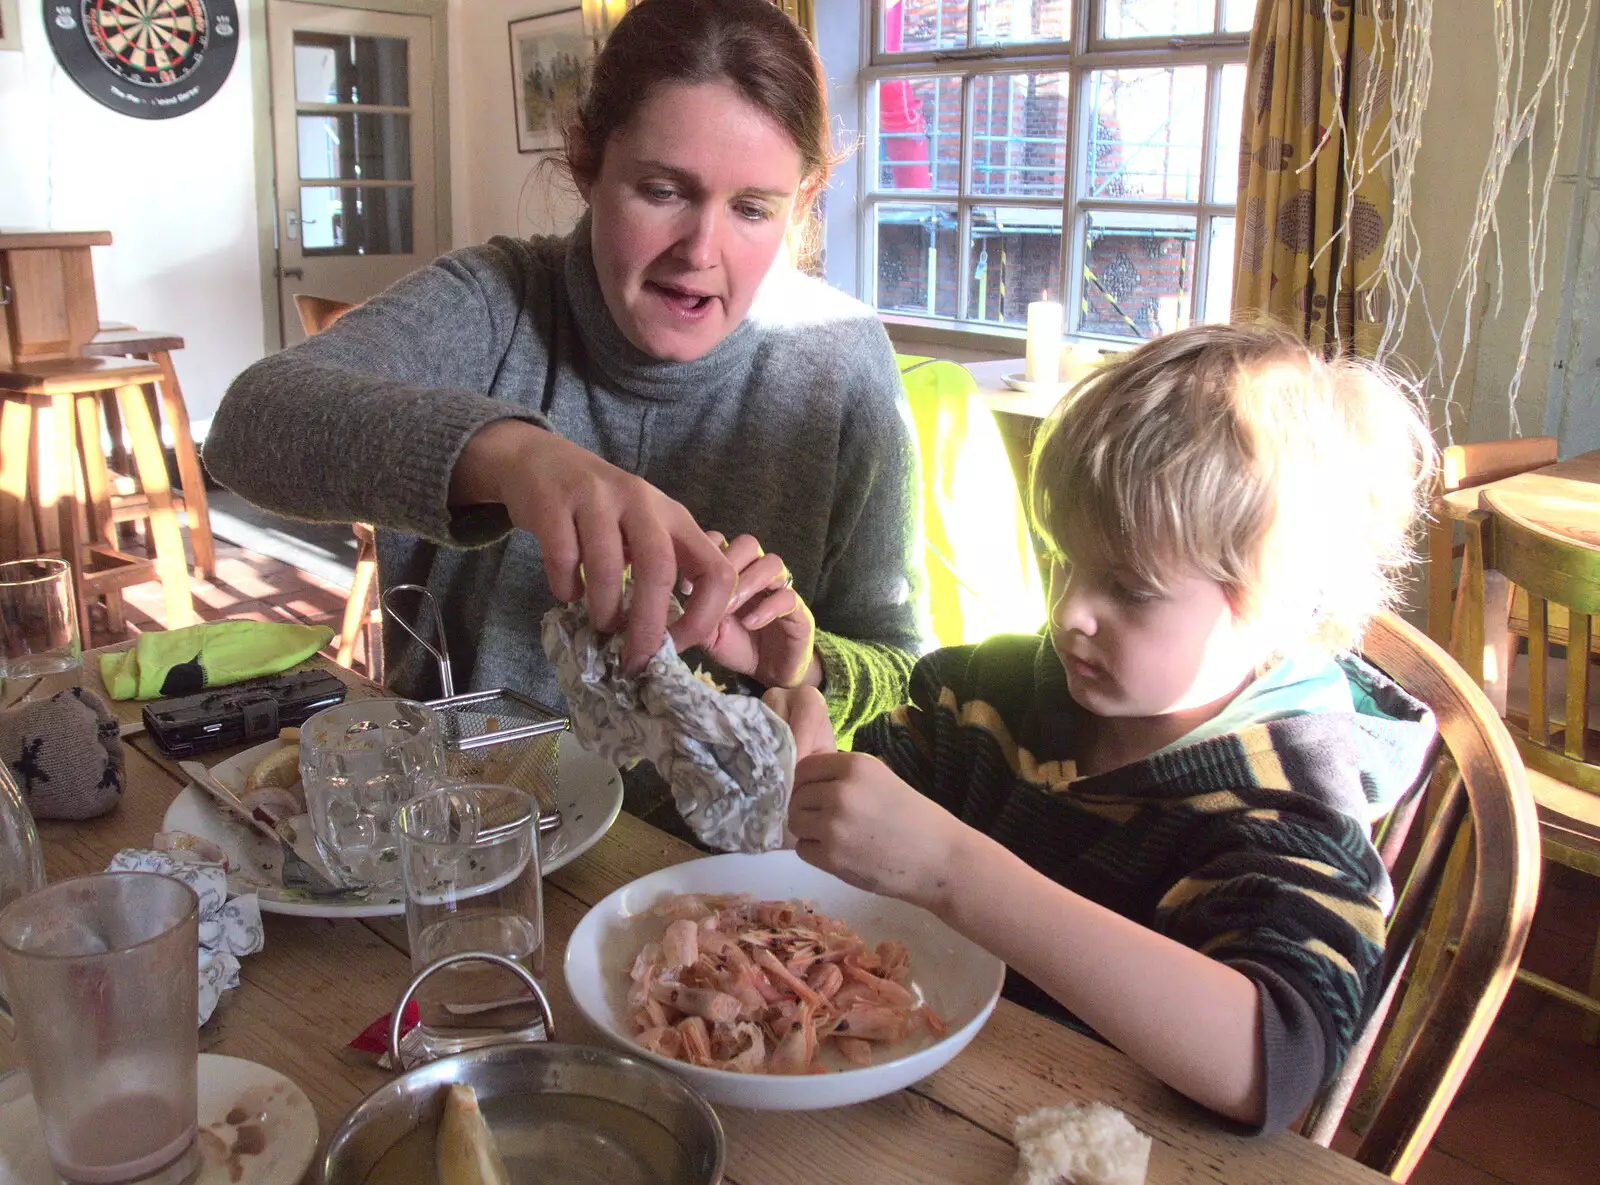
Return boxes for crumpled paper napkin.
[542,601,796,853]
[107,849,265,1025]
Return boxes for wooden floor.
[101,534,1600,1185]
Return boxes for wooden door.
[268,1,438,346]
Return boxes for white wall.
[1389,0,1597,451]
[447,0,583,244]
[0,2,267,433]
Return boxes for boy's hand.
[762,685,835,761]
[788,752,967,914]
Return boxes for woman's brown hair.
[564,0,834,200]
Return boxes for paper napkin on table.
[107,849,265,1025]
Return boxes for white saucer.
[0,1054,317,1185]
[1001,372,1074,398]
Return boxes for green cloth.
[100,621,335,701]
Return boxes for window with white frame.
[862,0,1250,341]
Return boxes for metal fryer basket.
[427,687,567,833]
[383,583,570,834]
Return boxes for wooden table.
[0,655,1391,1185]
[1438,449,1600,669]
[1437,448,1600,540]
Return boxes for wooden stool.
[0,357,196,638]
[83,328,216,579]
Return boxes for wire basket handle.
[380,583,455,698]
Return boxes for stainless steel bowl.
[321,1042,725,1185]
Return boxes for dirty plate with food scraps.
[563,850,1005,1110]
[0,1054,317,1185]
[162,732,624,918]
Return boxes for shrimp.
[625,893,947,1075]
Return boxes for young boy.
[763,322,1439,1133]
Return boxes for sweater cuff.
[404,396,548,547]
[813,629,915,747]
[1239,961,1330,1135]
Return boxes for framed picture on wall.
[508,7,587,154]
[0,0,23,52]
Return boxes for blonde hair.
[1028,322,1438,655]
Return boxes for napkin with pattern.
[107,849,265,1025]
[543,601,795,853]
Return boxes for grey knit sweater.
[205,221,924,735]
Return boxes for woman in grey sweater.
[204,0,922,737]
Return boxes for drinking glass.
[299,698,445,892]
[0,558,80,680]
[0,759,45,931]
[396,783,545,1062]
[0,872,200,1185]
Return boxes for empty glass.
[0,558,80,680]
[396,783,545,1062]
[299,698,445,891]
[0,872,200,1185]
[0,759,44,923]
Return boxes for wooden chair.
[1456,505,1600,1041]
[1427,436,1558,647]
[291,294,379,677]
[81,328,216,579]
[1296,611,1539,1181]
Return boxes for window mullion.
[1192,62,1222,321]
[957,74,976,321]
[1063,64,1088,333]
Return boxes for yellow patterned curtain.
[770,0,816,40]
[1233,0,1393,357]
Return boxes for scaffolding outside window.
[865,0,1247,341]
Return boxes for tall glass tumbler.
[0,872,200,1185]
[396,783,545,1062]
[299,698,445,892]
[0,558,80,680]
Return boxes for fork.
[178,760,347,897]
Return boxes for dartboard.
[46,0,239,119]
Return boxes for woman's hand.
[762,685,835,761]
[450,420,736,671]
[697,532,818,689]
[787,751,969,914]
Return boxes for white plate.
[1001,371,1074,398]
[161,732,623,918]
[0,1054,317,1185]
[563,850,1005,1111]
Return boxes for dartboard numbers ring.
[46,0,239,119]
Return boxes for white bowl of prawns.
[563,850,1005,1111]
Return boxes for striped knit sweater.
[852,632,1437,1133]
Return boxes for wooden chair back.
[1427,436,1557,646]
[293,294,357,338]
[1459,508,1600,792]
[1298,612,1539,1181]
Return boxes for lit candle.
[1025,300,1063,385]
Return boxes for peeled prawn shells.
[436,1083,511,1185]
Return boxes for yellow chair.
[1299,611,1539,1180]
[1457,505,1600,1040]
[897,355,1045,647]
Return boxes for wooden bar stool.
[83,328,216,579]
[0,357,196,638]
